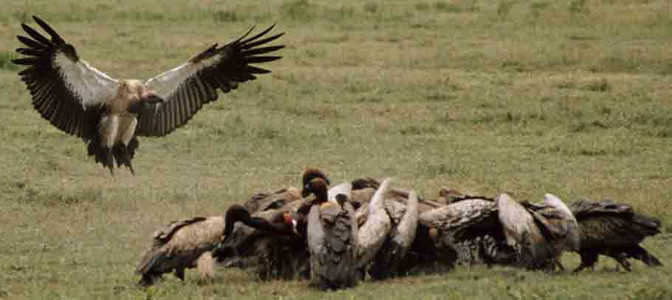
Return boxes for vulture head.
[303,177,330,204]
[123,80,164,113]
[301,168,330,198]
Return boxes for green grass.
[1,0,671,299]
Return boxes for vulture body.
[369,190,419,279]
[306,179,359,290]
[136,216,226,286]
[569,199,662,272]
[213,188,308,280]
[355,178,393,271]
[13,16,283,173]
[421,196,516,267]
[498,193,580,270]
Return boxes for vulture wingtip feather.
[32,15,63,43]
[239,24,278,45]
[234,25,256,44]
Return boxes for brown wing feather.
[136,216,225,276]
[569,199,661,248]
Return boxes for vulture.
[569,199,662,272]
[498,193,580,270]
[136,215,226,286]
[212,188,308,280]
[420,195,517,268]
[305,176,359,290]
[368,189,418,279]
[13,16,283,174]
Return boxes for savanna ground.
[0,0,671,298]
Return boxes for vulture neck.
[224,204,290,237]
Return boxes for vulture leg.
[112,144,136,175]
[103,148,114,174]
[627,245,663,267]
[174,268,185,281]
[554,259,565,271]
[138,274,156,287]
[613,253,632,272]
[573,251,598,273]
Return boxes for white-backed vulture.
[13,16,283,173]
[521,193,581,266]
[355,178,392,271]
[306,177,359,290]
[214,203,309,280]
[569,199,662,272]
[136,216,226,286]
[369,190,419,279]
[420,196,516,267]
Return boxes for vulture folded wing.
[496,193,549,267]
[138,25,284,137]
[152,217,208,246]
[542,194,580,252]
[418,199,497,238]
[13,16,119,139]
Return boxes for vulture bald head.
[13,16,284,174]
[301,168,331,198]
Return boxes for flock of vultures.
[12,16,663,291]
[131,168,663,290]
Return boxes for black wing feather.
[138,25,284,137]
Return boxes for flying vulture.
[13,16,284,174]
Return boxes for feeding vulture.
[569,199,662,272]
[136,215,226,286]
[13,16,284,174]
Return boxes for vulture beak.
[143,94,165,104]
[141,90,165,104]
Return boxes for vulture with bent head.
[136,216,226,286]
[569,199,662,272]
[13,16,283,174]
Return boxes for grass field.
[1,0,671,298]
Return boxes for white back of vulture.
[542,193,581,252]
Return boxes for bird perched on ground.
[304,174,359,290]
[569,199,662,272]
[420,195,517,268]
[498,193,580,271]
[13,16,283,174]
[136,215,226,286]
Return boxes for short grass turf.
[0,0,671,299]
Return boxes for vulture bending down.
[368,190,418,279]
[136,216,226,286]
[212,188,307,280]
[498,193,580,270]
[13,16,283,174]
[420,195,517,268]
[305,177,359,290]
[569,199,662,272]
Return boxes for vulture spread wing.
[138,25,284,137]
[13,16,119,139]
